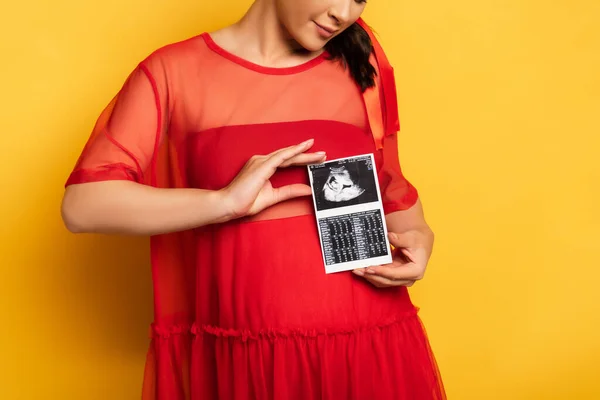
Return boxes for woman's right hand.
[221,139,326,219]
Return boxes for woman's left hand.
[353,231,429,288]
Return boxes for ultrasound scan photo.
[308,154,392,273]
[309,156,380,212]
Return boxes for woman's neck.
[210,0,321,68]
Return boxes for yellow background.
[1,0,599,398]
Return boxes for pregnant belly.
[194,214,415,332]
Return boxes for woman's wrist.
[200,188,238,225]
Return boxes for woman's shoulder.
[138,33,216,76]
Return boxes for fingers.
[252,139,327,171]
[227,139,325,218]
[279,152,327,168]
[353,269,416,288]
[387,232,417,250]
[265,139,318,170]
[352,247,424,288]
[364,264,423,282]
[367,276,415,288]
[272,184,313,204]
[249,139,324,181]
[399,248,416,264]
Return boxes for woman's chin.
[292,34,328,53]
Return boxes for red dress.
[66,26,446,400]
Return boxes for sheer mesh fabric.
[66,65,160,185]
[65,27,443,400]
[67,33,416,217]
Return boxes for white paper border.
[307,153,393,274]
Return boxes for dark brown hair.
[325,22,377,92]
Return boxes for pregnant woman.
[61,0,446,398]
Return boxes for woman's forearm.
[385,199,435,256]
[61,180,233,236]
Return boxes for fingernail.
[366,268,376,274]
[353,269,364,276]
[389,232,398,240]
[315,151,326,156]
[302,139,314,145]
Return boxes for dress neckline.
[200,32,328,76]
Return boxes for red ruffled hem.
[143,311,446,400]
[150,309,420,341]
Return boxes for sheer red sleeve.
[65,58,167,187]
[378,132,419,214]
[356,19,419,214]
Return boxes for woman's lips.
[314,22,337,39]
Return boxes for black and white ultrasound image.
[318,210,389,266]
[309,156,379,212]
